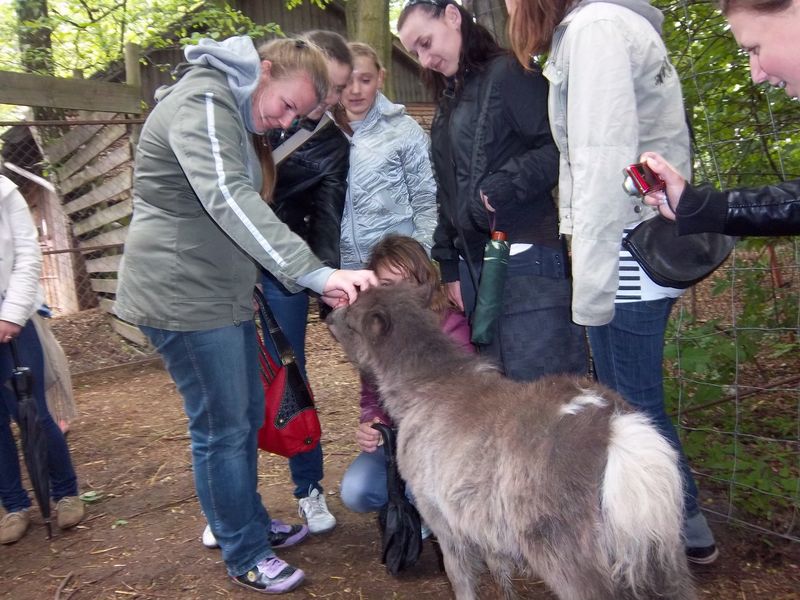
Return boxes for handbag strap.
[252,286,299,368]
[271,113,333,166]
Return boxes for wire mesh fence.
[663,0,800,542]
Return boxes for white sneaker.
[201,518,309,549]
[202,524,219,549]
[421,521,432,541]
[298,488,336,534]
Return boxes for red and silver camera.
[622,162,666,197]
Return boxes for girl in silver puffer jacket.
[339,42,437,269]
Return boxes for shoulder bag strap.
[252,286,298,367]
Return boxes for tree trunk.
[464,0,508,48]
[347,0,394,99]
[15,0,61,130]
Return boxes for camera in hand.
[622,162,666,197]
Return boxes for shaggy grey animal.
[328,285,695,600]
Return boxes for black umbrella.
[9,341,52,539]
[372,423,422,576]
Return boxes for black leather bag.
[372,423,423,576]
[622,216,736,289]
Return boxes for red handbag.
[253,287,321,458]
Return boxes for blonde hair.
[348,41,383,72]
[332,41,384,134]
[253,37,330,201]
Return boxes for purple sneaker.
[269,519,309,549]
[233,557,305,594]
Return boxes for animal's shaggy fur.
[327,285,695,600]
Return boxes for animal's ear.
[396,281,431,309]
[365,308,391,342]
[411,283,434,309]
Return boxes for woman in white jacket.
[0,174,84,545]
[505,0,717,564]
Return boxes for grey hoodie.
[583,0,663,32]
[116,36,331,331]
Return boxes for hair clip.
[294,39,308,49]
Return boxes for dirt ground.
[0,309,798,599]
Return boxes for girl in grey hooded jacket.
[115,36,375,595]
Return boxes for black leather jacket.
[429,55,560,281]
[677,180,800,237]
[268,119,349,267]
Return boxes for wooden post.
[124,42,143,146]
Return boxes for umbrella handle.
[9,339,22,368]
[371,423,396,454]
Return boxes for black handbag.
[622,216,736,289]
[371,423,423,576]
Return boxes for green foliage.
[664,247,799,523]
[0,1,283,78]
[285,0,333,9]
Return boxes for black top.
[268,119,349,268]
[429,54,560,281]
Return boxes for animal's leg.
[484,553,516,600]
[438,534,483,600]
[522,543,615,600]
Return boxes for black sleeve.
[431,199,461,282]
[477,61,559,224]
[677,179,800,237]
[307,131,349,268]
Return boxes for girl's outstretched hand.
[321,269,378,307]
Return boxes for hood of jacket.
[580,0,663,33]
[156,36,262,133]
[355,92,407,136]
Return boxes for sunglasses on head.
[403,0,450,9]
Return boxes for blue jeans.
[141,322,273,576]
[588,299,714,547]
[261,272,323,499]
[0,319,78,512]
[340,447,389,513]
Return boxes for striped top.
[616,227,684,303]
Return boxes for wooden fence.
[34,112,144,345]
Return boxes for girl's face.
[376,263,410,287]
[398,5,463,77]
[308,58,352,120]
[252,61,320,132]
[727,1,800,99]
[342,55,384,121]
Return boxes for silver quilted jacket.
[340,93,437,269]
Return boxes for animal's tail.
[601,411,695,599]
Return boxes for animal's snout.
[325,305,347,341]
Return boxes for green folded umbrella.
[470,232,510,346]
